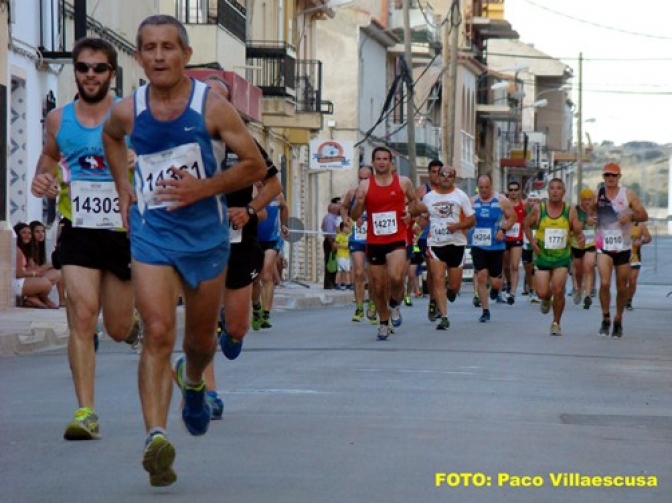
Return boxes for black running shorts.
[58,218,131,281]
[226,238,265,290]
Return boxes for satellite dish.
[286,217,305,244]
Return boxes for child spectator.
[334,221,352,290]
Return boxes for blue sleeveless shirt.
[471,195,506,251]
[258,198,280,242]
[348,195,367,245]
[130,79,227,252]
[56,100,120,224]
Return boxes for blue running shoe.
[390,304,402,327]
[479,309,491,323]
[217,308,243,360]
[377,322,391,341]
[142,431,176,487]
[205,390,224,420]
[173,356,211,436]
[220,332,243,360]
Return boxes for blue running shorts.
[132,239,230,289]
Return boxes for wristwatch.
[245,205,256,217]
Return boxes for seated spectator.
[30,220,65,306]
[13,222,57,308]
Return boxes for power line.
[485,51,672,62]
[522,0,672,40]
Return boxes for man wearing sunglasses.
[592,162,648,338]
[31,38,139,443]
[410,166,475,330]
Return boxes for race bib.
[229,223,242,244]
[506,222,520,238]
[137,142,206,209]
[70,180,122,229]
[472,228,492,247]
[372,211,397,236]
[544,228,568,250]
[602,229,624,252]
[583,229,595,244]
[353,220,367,241]
[430,221,451,243]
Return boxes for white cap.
[527,191,539,200]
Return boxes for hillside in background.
[582,142,670,215]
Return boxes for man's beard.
[75,78,112,104]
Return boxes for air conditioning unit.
[540,161,550,169]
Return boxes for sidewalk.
[0,282,354,356]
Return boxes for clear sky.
[504,0,672,146]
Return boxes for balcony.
[175,0,246,42]
[246,42,331,131]
[499,131,548,170]
[387,122,441,160]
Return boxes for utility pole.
[445,3,460,166]
[440,14,449,165]
[576,52,583,203]
[402,0,417,184]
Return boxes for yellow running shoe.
[64,407,100,440]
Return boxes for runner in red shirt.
[351,146,419,340]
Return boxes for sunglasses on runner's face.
[74,62,113,74]
[603,173,619,178]
[439,172,455,178]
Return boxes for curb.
[0,320,69,356]
[273,290,353,310]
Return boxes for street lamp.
[534,84,572,101]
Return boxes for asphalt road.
[1,281,671,503]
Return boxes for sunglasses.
[508,188,519,192]
[74,62,113,74]
[603,173,619,178]
[439,172,455,178]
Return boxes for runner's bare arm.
[569,206,585,248]
[206,94,266,195]
[350,179,369,220]
[628,189,648,223]
[102,97,136,229]
[401,176,420,216]
[640,222,652,244]
[409,201,428,217]
[102,98,133,187]
[499,196,518,231]
[278,193,290,238]
[524,204,540,253]
[31,109,63,198]
[340,188,355,222]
